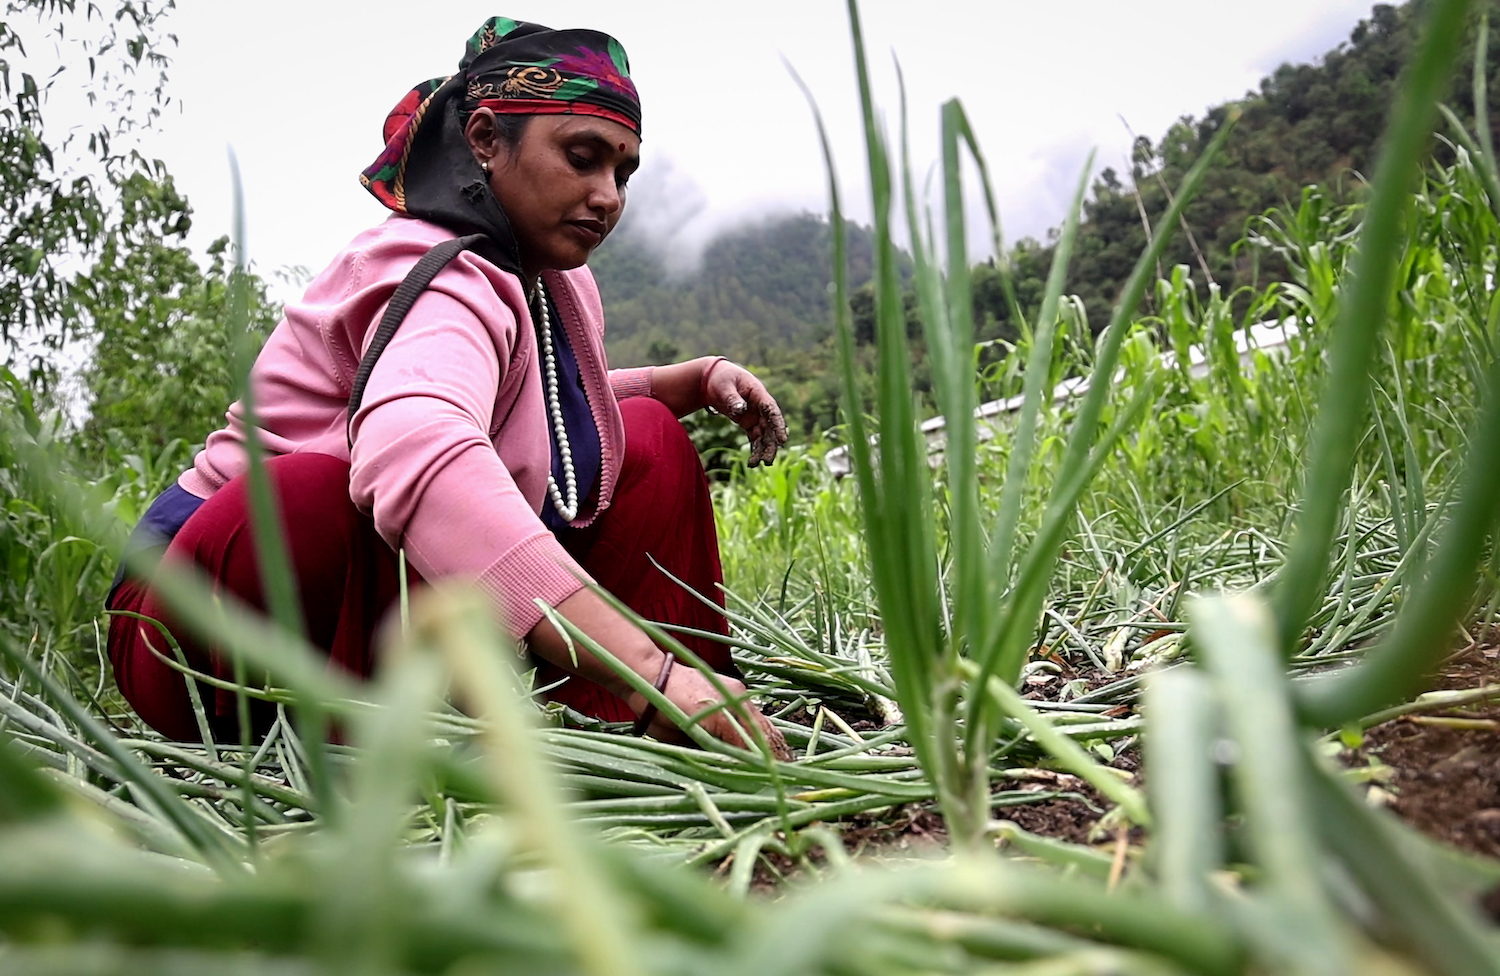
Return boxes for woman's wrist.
[621,652,671,710]
[527,590,671,702]
[698,356,728,412]
[593,639,666,701]
[648,356,724,418]
[628,652,675,733]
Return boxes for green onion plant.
[1,1,1499,973]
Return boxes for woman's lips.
[566,221,605,247]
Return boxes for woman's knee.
[619,396,697,475]
[267,451,353,494]
[176,453,355,552]
[167,452,362,617]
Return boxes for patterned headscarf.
[359,17,641,268]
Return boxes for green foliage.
[1,2,1499,973]
[77,221,280,461]
[1051,0,1500,324]
[716,148,1495,615]
[0,364,139,662]
[0,4,283,663]
[0,1,181,383]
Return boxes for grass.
[1,0,1500,972]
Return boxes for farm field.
[3,0,1500,973]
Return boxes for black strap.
[346,233,490,447]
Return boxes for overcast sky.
[118,0,1374,283]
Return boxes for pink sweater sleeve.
[608,366,653,399]
[347,264,590,639]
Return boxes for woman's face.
[477,113,640,278]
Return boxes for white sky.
[114,0,1375,282]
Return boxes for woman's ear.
[463,107,501,170]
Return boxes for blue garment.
[107,483,207,602]
[539,292,602,533]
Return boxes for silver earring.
[481,160,491,175]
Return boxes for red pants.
[107,398,735,742]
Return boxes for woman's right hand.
[636,665,792,760]
[529,589,790,759]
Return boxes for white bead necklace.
[534,280,579,522]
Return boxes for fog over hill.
[590,208,883,368]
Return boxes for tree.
[0,1,183,385]
[75,203,279,458]
[1044,0,1500,326]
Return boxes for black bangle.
[631,653,676,737]
[699,356,728,413]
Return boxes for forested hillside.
[594,0,1500,439]
[590,213,880,368]
[1061,0,1500,322]
[7,0,1488,448]
[589,214,895,439]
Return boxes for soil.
[999,794,1107,845]
[731,805,945,891]
[1348,637,1500,860]
[738,629,1500,902]
[836,804,951,856]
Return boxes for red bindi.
[618,143,626,152]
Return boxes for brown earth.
[891,636,1500,857]
[972,637,1500,857]
[743,630,1500,900]
[1349,637,1500,860]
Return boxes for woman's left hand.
[703,359,788,467]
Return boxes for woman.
[105,16,790,756]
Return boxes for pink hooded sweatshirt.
[179,215,654,638]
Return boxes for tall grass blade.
[1273,0,1472,654]
[986,153,1095,593]
[1475,13,1496,176]
[789,19,946,803]
[1192,594,1353,976]
[977,106,1239,693]
[1142,668,1223,915]
[314,647,446,974]
[1297,337,1500,726]
[849,0,946,748]
[936,98,985,677]
[223,151,338,819]
[419,587,646,976]
[223,151,303,642]
[890,65,989,840]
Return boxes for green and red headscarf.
[360,17,641,268]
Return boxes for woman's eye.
[568,151,593,170]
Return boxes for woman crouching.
[105,16,790,757]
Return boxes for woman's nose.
[589,176,622,216]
